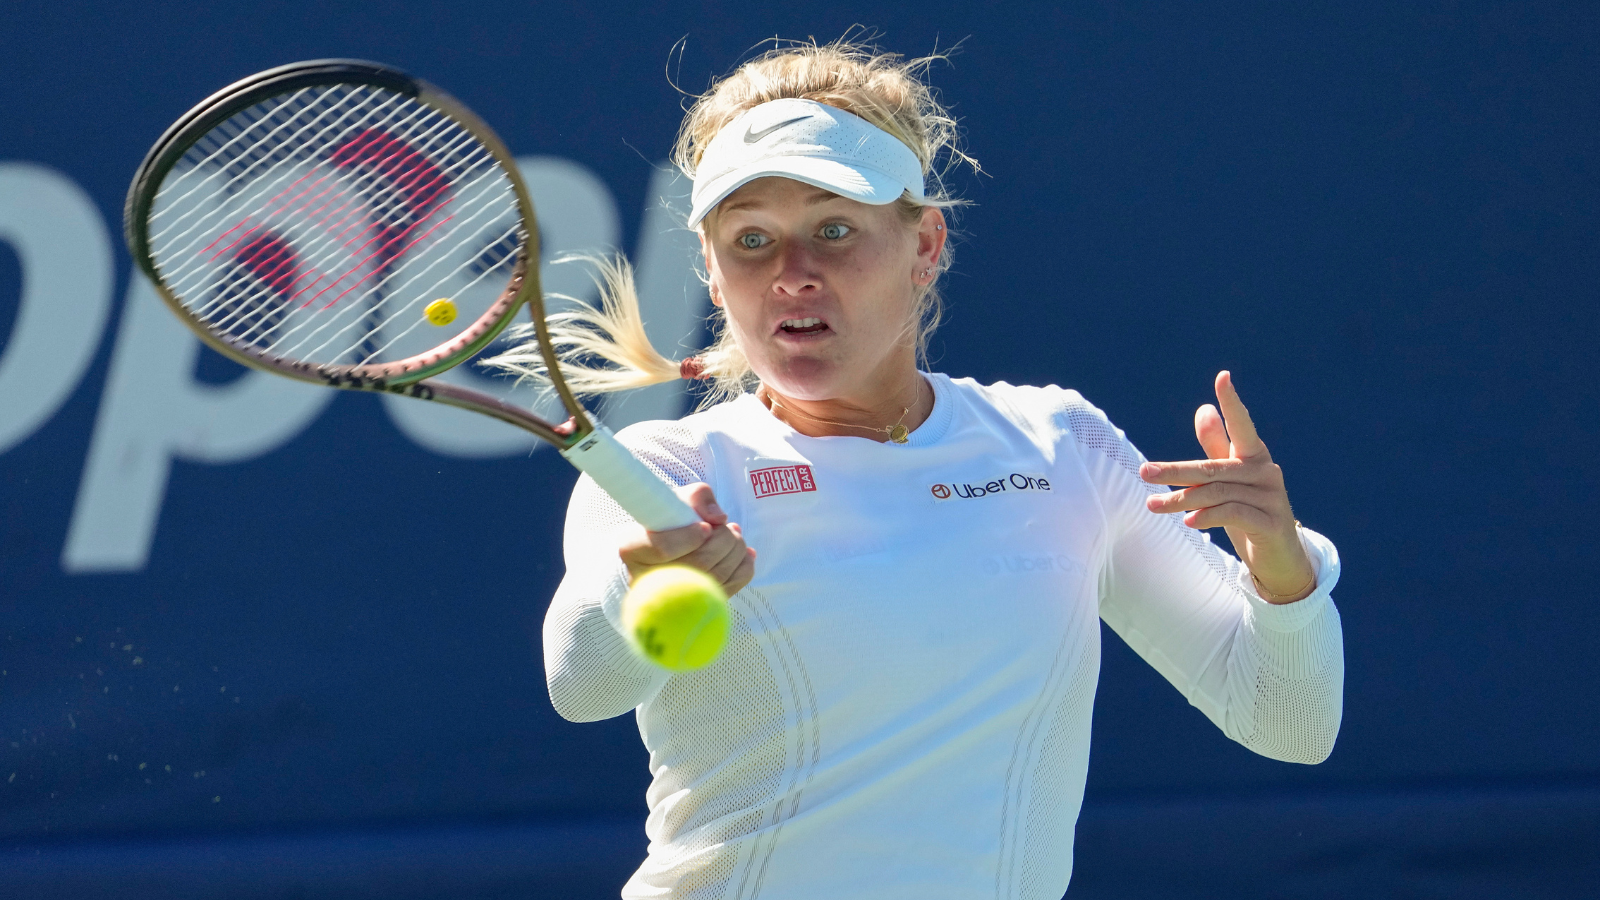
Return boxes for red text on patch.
[749,464,817,498]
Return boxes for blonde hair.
[486,37,975,408]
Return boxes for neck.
[761,371,932,443]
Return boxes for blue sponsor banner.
[1,2,1596,895]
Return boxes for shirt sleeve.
[542,421,712,723]
[1063,395,1345,764]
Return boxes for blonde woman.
[493,40,1344,900]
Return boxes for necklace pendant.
[888,424,910,444]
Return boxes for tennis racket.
[124,59,698,533]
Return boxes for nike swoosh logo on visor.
[744,116,812,143]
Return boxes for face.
[701,176,945,405]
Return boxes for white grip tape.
[560,425,700,532]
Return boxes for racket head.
[125,60,575,412]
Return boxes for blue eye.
[739,233,768,249]
[820,223,850,240]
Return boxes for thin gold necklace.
[764,384,919,444]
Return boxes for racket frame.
[124,59,588,447]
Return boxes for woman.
[493,40,1342,900]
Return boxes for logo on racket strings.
[749,464,817,498]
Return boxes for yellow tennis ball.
[621,565,729,672]
[424,298,457,326]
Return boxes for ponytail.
[482,254,751,407]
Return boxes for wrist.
[1248,521,1317,603]
[1250,568,1317,604]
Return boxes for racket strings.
[346,218,522,365]
[265,151,513,360]
[157,88,423,323]
[159,89,433,300]
[148,83,523,368]
[155,87,437,283]
[215,164,503,358]
[197,117,474,344]
[297,172,516,358]
[152,87,407,251]
[229,107,505,355]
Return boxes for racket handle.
[561,425,701,532]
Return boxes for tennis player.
[495,39,1343,899]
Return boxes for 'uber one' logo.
[930,472,1051,501]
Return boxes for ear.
[915,207,948,283]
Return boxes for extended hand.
[618,483,757,595]
[1139,372,1316,603]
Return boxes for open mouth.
[780,317,829,335]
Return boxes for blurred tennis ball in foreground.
[622,565,729,671]
[424,298,457,325]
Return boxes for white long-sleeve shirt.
[546,374,1344,900]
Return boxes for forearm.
[543,563,668,722]
[1197,528,1345,763]
[1098,433,1346,763]
[544,424,712,721]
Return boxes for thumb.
[1195,403,1231,460]
[678,482,728,525]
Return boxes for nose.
[771,240,821,296]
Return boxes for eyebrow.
[717,186,842,215]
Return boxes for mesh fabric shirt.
[547,374,1345,900]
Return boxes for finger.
[1141,456,1248,486]
[1146,481,1278,515]
[679,482,728,525]
[674,524,741,573]
[619,521,714,569]
[1185,500,1275,533]
[724,548,757,595]
[705,531,752,585]
[1214,371,1267,458]
[1194,403,1230,461]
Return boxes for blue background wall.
[1,2,1596,897]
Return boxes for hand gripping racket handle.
[560,426,701,532]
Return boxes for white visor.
[687,98,925,227]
